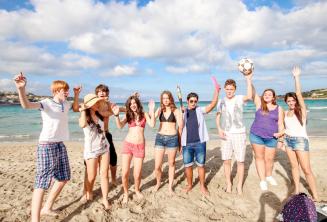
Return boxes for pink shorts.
[122,141,145,158]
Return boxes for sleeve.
[200,106,206,114]
[39,99,48,111]
[237,95,244,106]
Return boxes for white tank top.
[83,120,109,152]
[284,111,308,139]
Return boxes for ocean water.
[0,100,326,142]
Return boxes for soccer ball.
[238,58,254,75]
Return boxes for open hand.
[292,66,301,77]
[148,99,155,113]
[13,72,27,89]
[112,104,120,116]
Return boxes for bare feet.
[168,188,175,196]
[135,191,144,199]
[225,183,232,193]
[200,186,210,196]
[182,185,193,193]
[86,192,93,201]
[153,183,160,192]
[40,208,59,217]
[102,198,111,210]
[122,193,129,204]
[237,185,243,195]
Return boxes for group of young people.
[13,65,319,222]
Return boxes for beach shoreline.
[1,138,326,221]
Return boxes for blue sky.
[0,0,326,102]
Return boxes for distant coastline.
[1,88,327,105]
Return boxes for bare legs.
[121,154,144,203]
[84,152,110,209]
[183,166,208,196]
[252,143,276,191]
[154,148,177,194]
[223,160,244,194]
[31,180,68,222]
[286,148,319,201]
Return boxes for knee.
[100,170,109,179]
[168,160,175,168]
[302,167,313,176]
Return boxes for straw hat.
[83,94,102,109]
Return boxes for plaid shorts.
[34,142,71,189]
[221,132,246,162]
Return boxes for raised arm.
[72,85,82,112]
[252,83,261,109]
[79,104,87,128]
[13,72,41,110]
[112,105,127,129]
[145,99,156,128]
[243,73,253,102]
[292,66,306,116]
[204,87,220,113]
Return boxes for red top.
[128,117,146,128]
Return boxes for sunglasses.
[189,99,198,104]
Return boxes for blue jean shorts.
[250,133,277,148]
[182,142,206,167]
[155,133,179,149]
[285,135,309,151]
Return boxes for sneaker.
[266,176,278,186]
[260,180,268,191]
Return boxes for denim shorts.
[155,133,179,149]
[182,142,206,167]
[285,135,309,151]
[249,133,277,148]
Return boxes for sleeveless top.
[284,111,308,139]
[159,111,176,123]
[250,106,279,138]
[128,117,146,128]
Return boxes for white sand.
[0,138,326,221]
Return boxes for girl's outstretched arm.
[292,66,307,117]
[145,99,156,128]
[112,105,127,129]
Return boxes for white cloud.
[100,65,136,77]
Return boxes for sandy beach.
[0,138,326,222]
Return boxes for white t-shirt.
[216,95,245,133]
[38,98,72,142]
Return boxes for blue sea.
[0,100,326,142]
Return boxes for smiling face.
[97,90,108,99]
[286,96,296,110]
[55,88,69,102]
[224,85,236,99]
[263,90,275,104]
[129,99,138,112]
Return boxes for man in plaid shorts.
[14,72,80,222]
[216,73,253,195]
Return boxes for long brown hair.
[160,90,177,113]
[125,95,144,123]
[261,89,277,114]
[284,92,303,125]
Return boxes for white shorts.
[220,132,246,162]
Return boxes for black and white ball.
[238,58,254,75]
